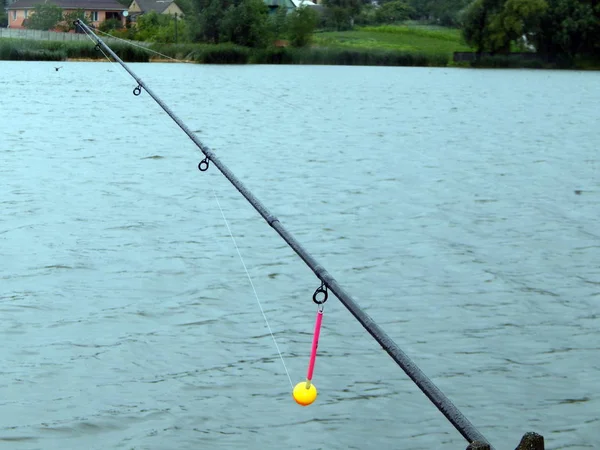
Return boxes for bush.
[99,18,124,32]
[220,0,271,48]
[0,39,150,62]
[287,6,319,47]
[188,44,250,63]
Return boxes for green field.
[313,25,471,57]
[1,24,473,67]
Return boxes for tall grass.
[252,47,449,66]
[0,40,65,61]
[469,55,547,69]
[150,43,250,64]
[0,38,150,62]
[1,37,449,66]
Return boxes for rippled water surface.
[1,61,599,450]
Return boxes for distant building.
[126,0,184,22]
[264,0,319,14]
[6,0,127,29]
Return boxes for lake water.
[1,60,599,450]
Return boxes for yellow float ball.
[293,381,318,406]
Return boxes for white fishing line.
[92,27,182,63]
[80,26,133,86]
[211,188,294,389]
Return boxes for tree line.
[3,0,599,63]
[462,0,599,62]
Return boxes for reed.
[0,38,150,62]
[252,47,449,66]
[1,36,449,66]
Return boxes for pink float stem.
[306,309,324,381]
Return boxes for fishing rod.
[75,20,494,449]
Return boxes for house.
[264,0,319,15]
[6,0,127,29]
[290,0,319,6]
[126,0,184,22]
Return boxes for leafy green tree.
[462,0,599,62]
[133,11,182,42]
[220,0,271,47]
[153,16,189,42]
[323,0,363,30]
[287,5,319,46]
[355,3,378,25]
[193,0,229,42]
[175,0,194,15]
[61,9,91,31]
[99,18,124,32]
[24,3,64,30]
[407,0,469,26]
[487,0,547,52]
[269,5,289,39]
[462,0,546,53]
[535,0,599,60]
[461,0,495,53]
[375,1,414,23]
[1,0,8,27]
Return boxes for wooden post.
[465,432,544,450]
[515,432,544,450]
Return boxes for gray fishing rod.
[75,20,494,449]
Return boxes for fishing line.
[211,187,295,390]
[82,26,370,141]
[90,26,181,63]
[80,25,133,86]
[82,24,295,389]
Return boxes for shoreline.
[2,38,598,69]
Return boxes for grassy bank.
[0,38,151,62]
[1,25,462,67]
[314,25,470,57]
[2,26,597,68]
[0,38,450,67]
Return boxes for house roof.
[264,0,294,8]
[129,0,176,14]
[7,0,126,10]
[290,0,317,6]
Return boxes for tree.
[193,0,229,42]
[220,0,271,47]
[462,0,599,62]
[430,0,471,25]
[269,5,288,39]
[61,9,91,32]
[461,0,496,54]
[175,0,194,15]
[535,0,599,60]
[487,0,547,52]
[375,1,414,24]
[407,0,469,26]
[133,11,183,42]
[99,18,124,32]
[287,5,319,46]
[323,0,363,30]
[1,0,8,27]
[462,0,546,54]
[24,3,64,30]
